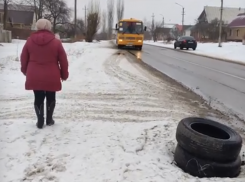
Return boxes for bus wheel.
[138,46,142,51]
[118,45,121,49]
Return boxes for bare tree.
[86,0,100,42]
[35,0,44,20]
[76,19,85,35]
[102,10,107,33]
[144,20,165,41]
[64,19,85,37]
[20,0,44,21]
[144,20,155,40]
[116,0,124,22]
[153,22,162,42]
[193,18,227,42]
[43,0,71,32]
[56,18,84,38]
[99,10,107,40]
[193,20,209,40]
[107,0,114,39]
[3,0,11,29]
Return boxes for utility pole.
[160,14,164,27]
[182,7,185,35]
[218,0,223,47]
[74,0,77,38]
[162,17,165,40]
[175,3,185,36]
[160,14,165,40]
[83,5,87,35]
[151,13,154,29]
[151,13,155,41]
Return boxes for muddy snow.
[0,40,244,182]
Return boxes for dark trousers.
[33,90,56,108]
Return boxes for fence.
[0,24,12,43]
[6,27,35,40]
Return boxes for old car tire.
[176,117,242,162]
[174,144,241,178]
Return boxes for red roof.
[176,24,183,31]
[229,13,245,27]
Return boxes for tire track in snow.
[103,51,163,92]
[0,50,228,123]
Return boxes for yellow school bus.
[115,18,147,50]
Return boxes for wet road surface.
[129,44,245,119]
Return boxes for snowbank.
[144,41,245,63]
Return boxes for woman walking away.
[20,18,69,129]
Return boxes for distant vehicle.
[115,18,147,50]
[174,36,197,50]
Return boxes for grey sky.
[65,0,245,25]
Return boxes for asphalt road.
[129,44,245,119]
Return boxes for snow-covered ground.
[144,41,245,63]
[0,40,245,182]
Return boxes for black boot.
[46,101,55,126]
[34,104,44,129]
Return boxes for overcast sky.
[65,0,245,25]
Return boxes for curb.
[144,43,245,66]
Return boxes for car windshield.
[118,21,143,34]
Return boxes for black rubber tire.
[180,46,183,50]
[193,47,196,50]
[174,144,241,178]
[138,46,142,50]
[176,117,242,162]
[174,46,176,49]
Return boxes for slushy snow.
[0,40,244,182]
[144,41,245,63]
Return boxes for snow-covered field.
[0,40,245,182]
[144,41,245,63]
